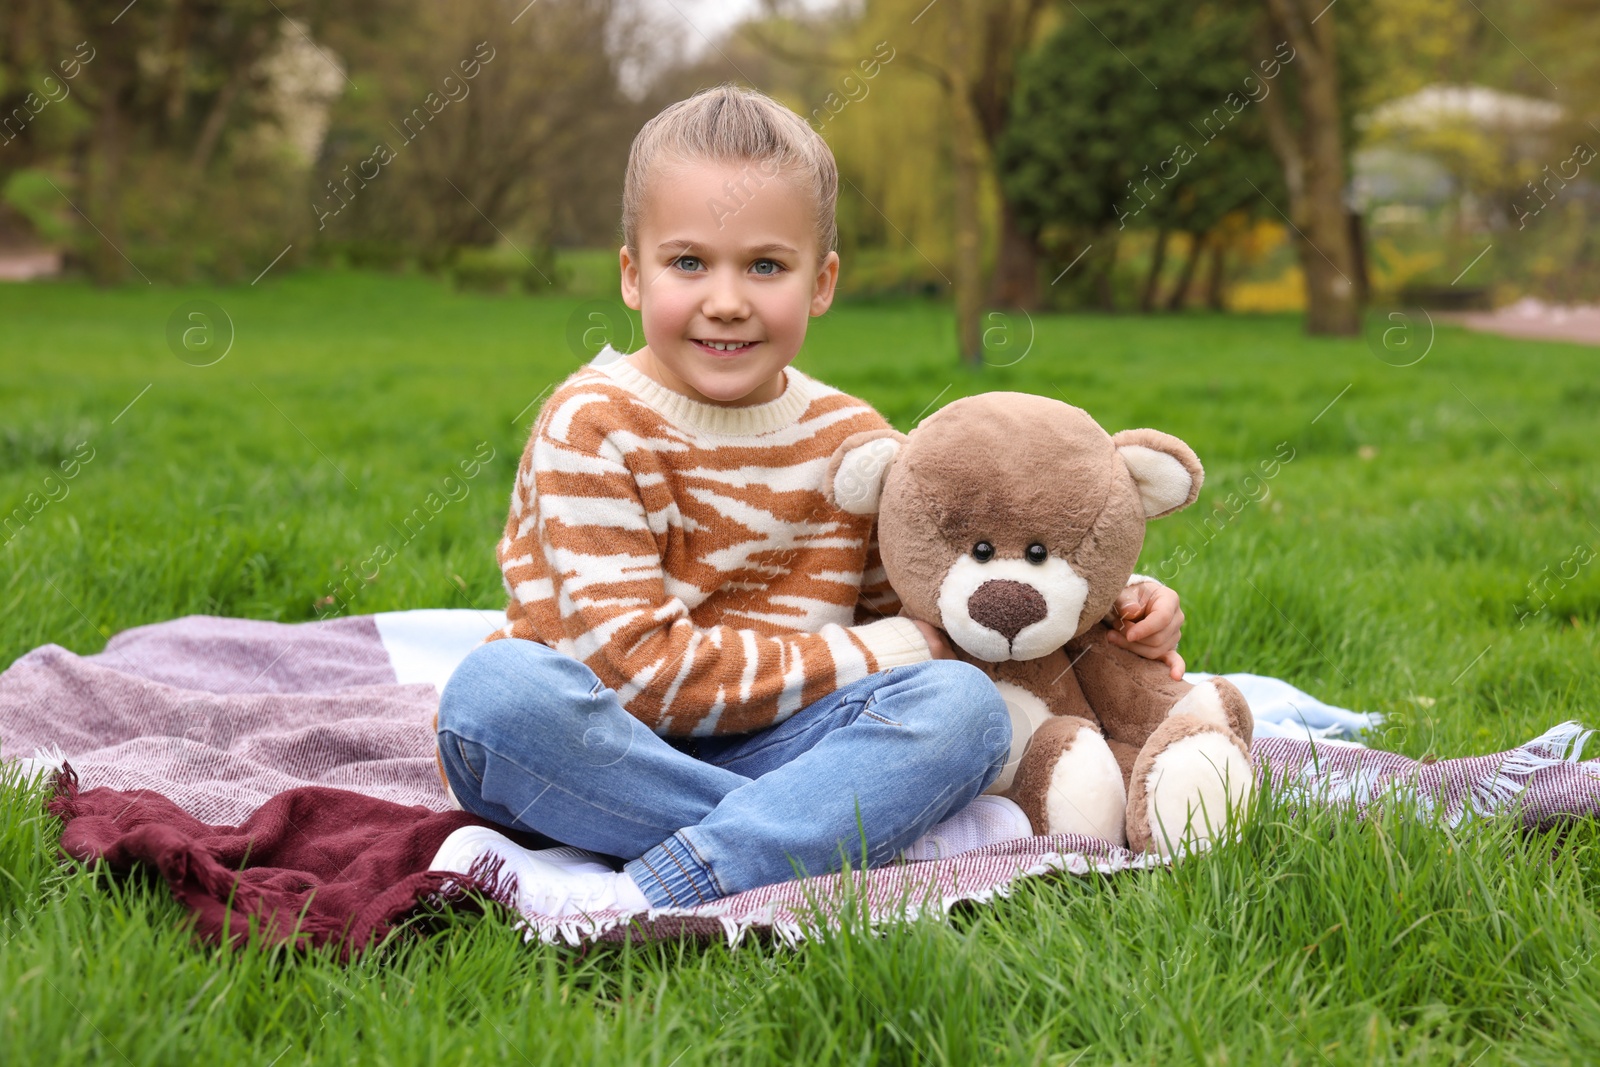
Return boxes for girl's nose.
[702,271,750,320]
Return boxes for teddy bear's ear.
[1111,428,1204,519]
[825,429,907,515]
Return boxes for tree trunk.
[163,2,195,131]
[84,89,128,285]
[1166,232,1206,311]
[189,24,269,176]
[1258,0,1361,336]
[969,1,1050,315]
[946,3,986,365]
[1094,236,1118,311]
[990,197,1043,310]
[1139,227,1170,313]
[1348,208,1370,306]
[1204,234,1228,310]
[1295,196,1359,335]
[1292,122,1360,335]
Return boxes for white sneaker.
[429,826,649,916]
[900,795,1034,861]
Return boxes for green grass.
[2,269,1598,1064]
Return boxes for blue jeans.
[433,638,1011,908]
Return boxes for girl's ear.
[1111,428,1203,518]
[619,244,641,310]
[810,249,840,317]
[825,429,907,514]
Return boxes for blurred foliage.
[0,0,390,283]
[1342,0,1600,303]
[311,0,652,276]
[998,0,1287,311]
[447,244,568,295]
[1002,1,1282,237]
[1,0,1595,305]
[0,0,648,284]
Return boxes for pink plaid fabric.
[5,614,1597,947]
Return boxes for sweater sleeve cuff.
[853,617,931,671]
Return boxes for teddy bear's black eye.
[1026,543,1048,565]
[972,541,995,563]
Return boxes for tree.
[0,0,398,283]
[1256,0,1362,334]
[746,0,1055,364]
[949,0,1053,311]
[998,0,1283,312]
[1,0,647,282]
[317,0,645,268]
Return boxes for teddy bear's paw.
[1167,677,1254,745]
[1126,719,1253,858]
[1007,716,1128,845]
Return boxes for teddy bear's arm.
[1066,625,1193,748]
[1070,625,1254,745]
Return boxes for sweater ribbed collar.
[592,346,814,437]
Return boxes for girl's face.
[619,157,839,407]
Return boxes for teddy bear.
[825,392,1254,856]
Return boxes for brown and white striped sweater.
[484,350,931,737]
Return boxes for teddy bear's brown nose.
[967,580,1048,642]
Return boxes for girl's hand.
[910,619,957,661]
[1107,581,1185,680]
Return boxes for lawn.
[1,270,1597,1064]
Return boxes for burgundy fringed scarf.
[46,762,532,961]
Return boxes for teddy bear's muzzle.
[936,553,1088,662]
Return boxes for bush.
[447,244,567,295]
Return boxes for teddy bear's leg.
[1125,717,1253,857]
[978,649,1093,795]
[1105,738,1141,784]
[1165,675,1254,745]
[1005,716,1127,844]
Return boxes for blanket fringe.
[1280,720,1597,828]
[425,849,526,925]
[496,842,1195,950]
[1509,720,1594,763]
[53,758,78,793]
[1464,720,1597,822]
[6,743,71,790]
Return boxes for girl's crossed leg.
[433,637,1011,908]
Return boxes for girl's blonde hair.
[622,84,839,259]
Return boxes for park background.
[2,1,1599,1064]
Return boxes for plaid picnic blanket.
[5,612,1597,955]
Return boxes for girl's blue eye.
[752,259,781,275]
[674,255,702,271]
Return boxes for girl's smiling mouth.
[691,339,758,354]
